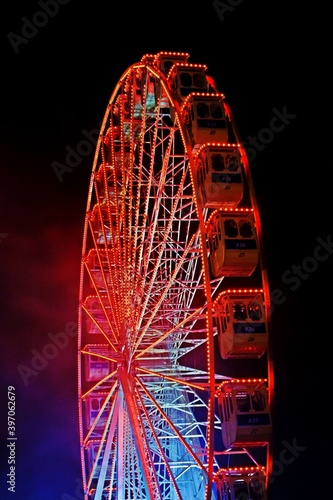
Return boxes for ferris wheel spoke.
[133,231,199,353]
[135,379,208,471]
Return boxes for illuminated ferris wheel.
[77,51,274,500]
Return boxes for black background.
[0,1,331,498]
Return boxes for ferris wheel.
[77,51,274,500]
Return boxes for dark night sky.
[0,1,331,499]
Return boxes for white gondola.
[86,248,115,292]
[167,62,208,102]
[95,161,122,208]
[153,51,190,76]
[85,440,113,499]
[131,69,143,120]
[85,392,111,430]
[214,289,268,359]
[181,92,228,151]
[85,440,111,481]
[206,208,258,277]
[84,344,114,382]
[153,53,191,116]
[85,440,101,479]
[89,203,118,246]
[214,467,267,500]
[194,143,244,209]
[141,68,156,118]
[83,295,114,336]
[217,379,272,449]
[102,124,129,161]
[114,93,141,142]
